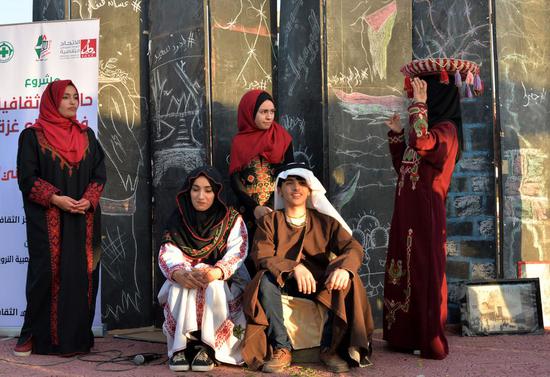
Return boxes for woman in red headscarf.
[14,80,106,356]
[229,90,293,270]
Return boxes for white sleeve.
[158,242,193,282]
[215,215,248,280]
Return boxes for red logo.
[80,39,97,58]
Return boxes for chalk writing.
[283,8,320,96]
[522,82,547,108]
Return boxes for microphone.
[132,353,162,365]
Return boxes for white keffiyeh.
[274,167,352,235]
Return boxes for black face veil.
[424,75,463,161]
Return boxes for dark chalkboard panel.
[325,0,411,327]
[278,0,324,181]
[33,0,65,21]
[71,0,152,329]
[149,0,208,326]
[496,1,550,276]
[209,0,276,195]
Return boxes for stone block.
[520,180,545,197]
[460,241,495,258]
[457,156,492,172]
[471,176,492,192]
[471,263,496,279]
[447,221,473,236]
[470,126,493,151]
[504,176,521,196]
[447,281,466,304]
[446,240,459,256]
[454,195,482,217]
[446,260,470,280]
[450,177,469,193]
[479,219,495,237]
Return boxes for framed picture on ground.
[518,261,550,329]
[461,279,544,336]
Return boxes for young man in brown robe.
[241,164,373,373]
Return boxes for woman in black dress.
[14,79,106,356]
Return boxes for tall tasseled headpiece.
[401,58,483,98]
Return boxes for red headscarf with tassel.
[229,89,292,174]
[31,80,88,165]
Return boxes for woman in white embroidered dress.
[158,166,250,372]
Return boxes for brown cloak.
[242,209,374,370]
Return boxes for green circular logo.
[0,41,14,63]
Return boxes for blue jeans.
[258,271,333,350]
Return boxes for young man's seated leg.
[257,271,294,373]
[258,270,349,373]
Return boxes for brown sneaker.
[13,336,32,357]
[320,350,349,373]
[262,348,292,373]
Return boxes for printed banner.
[0,19,101,334]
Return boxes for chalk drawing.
[412,0,488,61]
[96,56,146,321]
[351,0,397,81]
[503,148,549,263]
[212,0,273,89]
[331,169,360,211]
[293,145,315,169]
[350,212,390,298]
[151,56,205,186]
[336,133,390,159]
[328,66,370,90]
[333,88,405,123]
[102,224,142,320]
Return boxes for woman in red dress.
[383,59,482,359]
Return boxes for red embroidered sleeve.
[28,178,60,207]
[408,102,441,152]
[82,182,104,211]
[408,102,429,139]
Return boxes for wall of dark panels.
[71,0,152,329]
[325,0,412,327]
[496,0,550,276]
[32,0,550,332]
